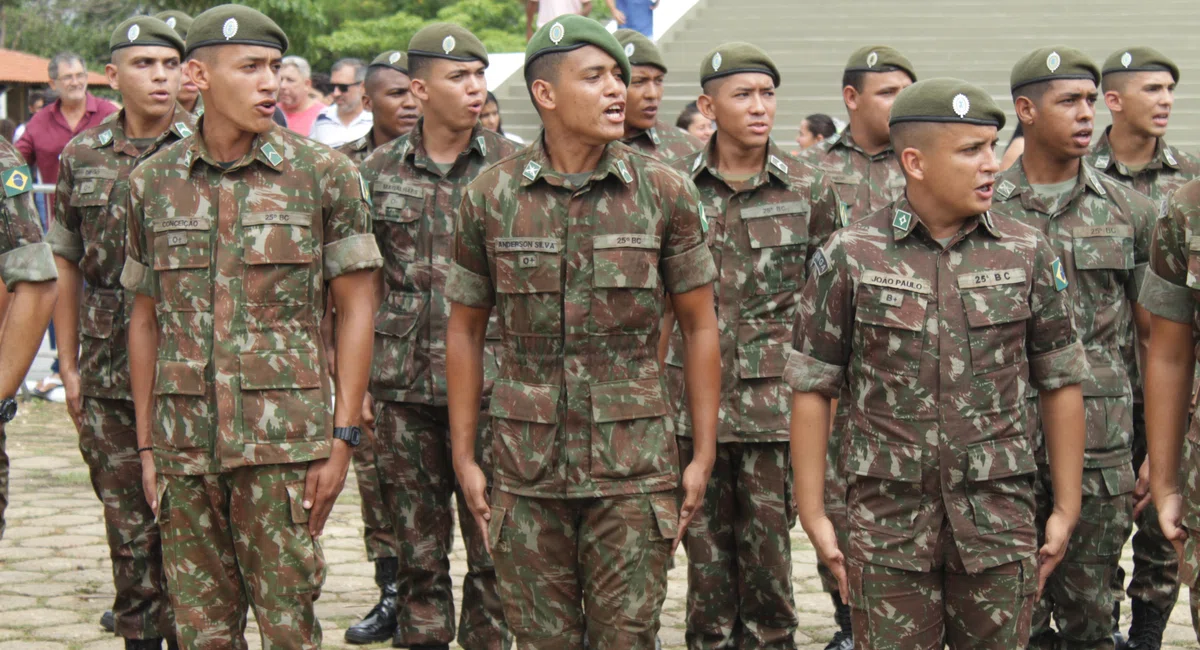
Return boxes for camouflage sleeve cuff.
[0,242,57,289]
[783,349,845,398]
[1139,267,1193,324]
[120,257,155,297]
[323,234,383,280]
[662,243,717,295]
[45,221,83,264]
[446,263,494,308]
[1029,339,1088,392]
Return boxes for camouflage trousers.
[1030,464,1134,649]
[1121,403,1179,614]
[158,463,324,650]
[79,397,173,640]
[372,401,508,650]
[677,438,797,649]
[350,426,397,560]
[489,489,677,650]
[847,522,1037,649]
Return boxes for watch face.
[0,399,16,422]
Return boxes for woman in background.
[795,113,836,151]
[481,92,525,144]
[676,101,715,141]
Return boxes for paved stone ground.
[1,399,1198,649]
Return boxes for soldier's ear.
[899,147,925,182]
[843,85,859,112]
[410,77,429,103]
[1013,96,1036,128]
[105,61,120,92]
[530,78,555,113]
[187,58,211,92]
[1103,89,1122,114]
[696,94,716,122]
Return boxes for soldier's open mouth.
[604,104,625,122]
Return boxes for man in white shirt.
[525,0,592,40]
[309,57,372,148]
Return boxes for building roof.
[0,49,108,85]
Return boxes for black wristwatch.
[333,426,362,447]
[0,398,17,424]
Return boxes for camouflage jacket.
[360,119,517,405]
[337,133,378,167]
[664,139,841,442]
[801,127,905,225]
[49,107,196,400]
[121,123,383,476]
[1086,127,1200,207]
[786,198,1086,573]
[447,138,717,499]
[622,121,703,162]
[1139,178,1200,588]
[992,160,1155,471]
[0,137,57,290]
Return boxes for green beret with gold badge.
[700,42,780,87]
[370,50,409,75]
[1102,46,1179,82]
[185,4,288,57]
[153,11,193,39]
[889,77,1006,129]
[844,45,916,82]
[1011,46,1099,92]
[525,14,630,86]
[614,29,665,73]
[408,23,488,66]
[110,16,185,56]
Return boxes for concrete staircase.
[494,0,1200,150]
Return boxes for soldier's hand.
[674,460,711,554]
[1157,492,1188,558]
[1037,510,1075,597]
[362,394,375,429]
[303,441,352,537]
[806,515,848,600]
[62,369,84,431]
[457,460,492,553]
[1133,458,1152,519]
[140,450,158,517]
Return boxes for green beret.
[614,29,665,73]
[699,42,780,87]
[1011,46,1099,92]
[889,77,1006,129]
[186,4,288,57]
[110,17,185,56]
[525,14,630,86]
[408,23,488,67]
[1102,46,1179,82]
[844,45,916,82]
[153,11,193,39]
[369,50,410,75]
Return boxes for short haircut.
[842,65,904,93]
[804,113,837,139]
[48,52,84,80]
[281,55,312,80]
[524,51,566,109]
[1011,80,1052,105]
[365,64,408,93]
[701,77,724,97]
[331,57,366,82]
[676,101,701,130]
[889,121,937,155]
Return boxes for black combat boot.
[124,639,163,650]
[824,592,853,650]
[345,557,399,644]
[1113,600,1127,650]
[100,610,115,633]
[1125,598,1167,650]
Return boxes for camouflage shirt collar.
[999,158,1104,215]
[830,127,894,161]
[405,118,489,171]
[890,196,1000,242]
[690,137,790,188]
[519,133,633,188]
[186,120,286,173]
[1088,126,1177,174]
[98,105,195,158]
[622,123,664,148]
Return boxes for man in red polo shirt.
[16,52,118,217]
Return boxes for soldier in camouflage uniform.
[1142,179,1200,646]
[614,30,702,162]
[445,16,721,649]
[660,43,839,650]
[990,47,1158,650]
[121,7,382,648]
[153,12,198,117]
[49,18,192,649]
[788,77,1087,649]
[354,24,516,650]
[1089,46,1199,650]
[797,44,916,650]
[334,48,421,645]
[0,145,60,540]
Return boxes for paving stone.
[0,596,37,613]
[1,609,79,628]
[0,642,69,650]
[28,624,105,643]
[0,546,52,561]
[0,583,80,598]
[19,535,93,549]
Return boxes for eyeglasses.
[332,81,362,93]
[54,72,88,84]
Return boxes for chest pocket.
[152,216,212,312]
[591,233,660,333]
[826,172,862,216]
[1072,225,1134,304]
[242,211,317,305]
[495,237,562,336]
[853,275,928,377]
[958,270,1032,375]
[374,182,424,264]
[743,201,810,296]
[70,177,116,209]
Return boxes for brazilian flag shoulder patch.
[1,165,31,197]
[1051,257,1068,292]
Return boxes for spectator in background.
[794,112,836,151]
[1000,122,1024,170]
[526,0,591,41]
[309,58,372,147]
[607,0,656,37]
[677,101,715,141]
[13,90,52,143]
[481,91,525,144]
[279,55,326,137]
[311,71,335,105]
[0,120,14,143]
